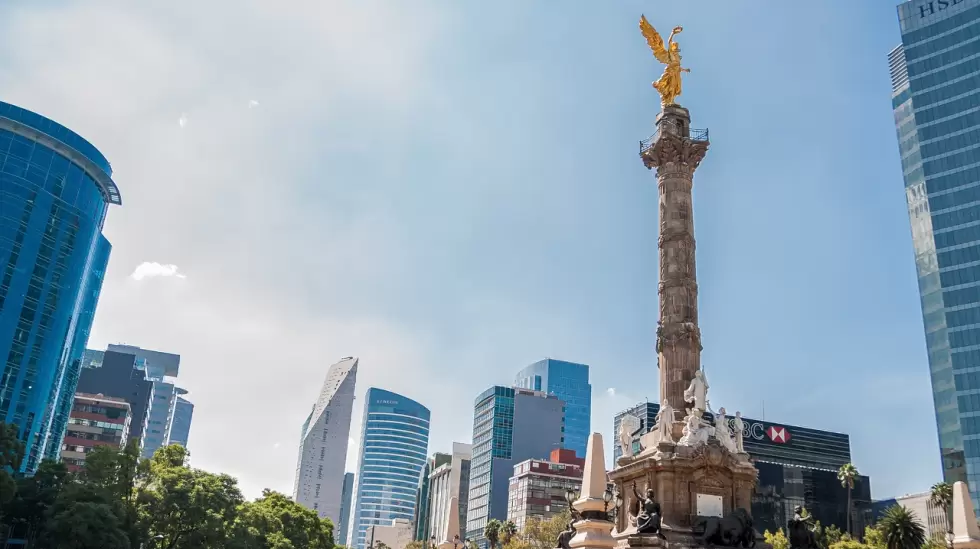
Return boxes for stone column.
[640,105,709,409]
[571,433,616,549]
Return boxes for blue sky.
[0,0,931,500]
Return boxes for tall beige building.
[427,442,472,542]
[293,357,358,525]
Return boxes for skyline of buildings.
[0,100,121,472]
[293,356,358,525]
[2,1,975,539]
[891,0,980,513]
[347,387,431,549]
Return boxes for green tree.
[930,482,953,549]
[485,519,502,549]
[138,449,244,549]
[500,520,518,546]
[865,525,887,549]
[825,524,845,547]
[228,489,334,549]
[838,463,860,536]
[4,459,70,546]
[83,440,147,547]
[0,423,23,523]
[507,510,570,549]
[878,505,926,549]
[830,540,872,549]
[764,529,789,549]
[922,538,946,549]
[45,501,130,549]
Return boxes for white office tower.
[293,357,358,524]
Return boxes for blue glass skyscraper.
[514,359,591,457]
[347,388,430,549]
[0,101,121,472]
[892,0,980,512]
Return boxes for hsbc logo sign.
[766,426,791,444]
[730,419,792,444]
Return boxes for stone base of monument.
[610,436,759,543]
[614,526,772,549]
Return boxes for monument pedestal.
[611,437,766,549]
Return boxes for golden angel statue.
[639,15,690,107]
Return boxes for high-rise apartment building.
[413,452,451,542]
[168,393,194,448]
[890,0,980,510]
[339,472,355,547]
[0,101,121,472]
[60,392,131,472]
[75,350,153,451]
[80,345,191,457]
[415,442,473,543]
[514,359,591,458]
[348,388,431,549]
[106,344,187,457]
[506,448,583,532]
[293,357,357,525]
[466,387,564,547]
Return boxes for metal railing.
[639,121,709,153]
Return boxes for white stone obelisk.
[437,496,462,549]
[570,433,616,549]
[952,481,980,549]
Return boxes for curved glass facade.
[348,388,430,549]
[0,101,119,472]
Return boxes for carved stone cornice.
[641,132,710,172]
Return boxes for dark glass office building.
[0,101,121,472]
[614,402,872,534]
[890,0,980,511]
[347,388,431,549]
[514,359,591,458]
[467,386,564,548]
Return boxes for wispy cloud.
[248,100,259,109]
[178,113,188,128]
[130,262,187,281]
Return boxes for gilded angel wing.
[639,15,670,65]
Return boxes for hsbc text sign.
[729,419,792,445]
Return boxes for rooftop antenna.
[762,399,766,421]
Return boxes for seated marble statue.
[630,482,663,536]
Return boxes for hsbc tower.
[613,402,872,534]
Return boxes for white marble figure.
[683,369,709,412]
[655,399,677,443]
[713,407,738,454]
[619,414,641,458]
[733,411,745,453]
[678,409,712,447]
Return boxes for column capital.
[640,132,709,172]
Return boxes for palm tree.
[500,520,518,545]
[485,518,502,549]
[930,482,953,549]
[878,505,927,549]
[838,463,859,536]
